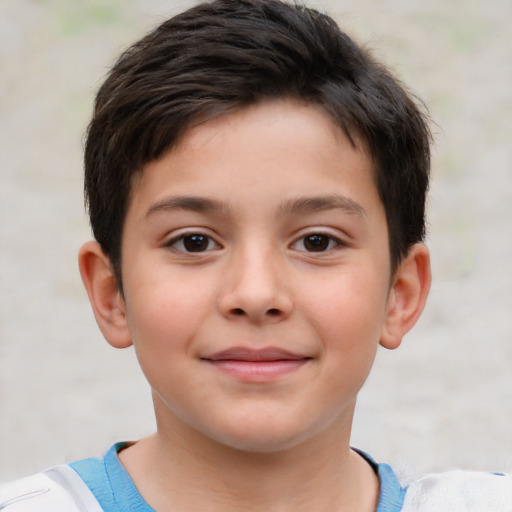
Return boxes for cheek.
[304,272,389,337]
[311,287,383,394]
[123,270,214,355]
[123,283,207,398]
[299,270,389,389]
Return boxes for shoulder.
[402,470,512,512]
[0,465,103,511]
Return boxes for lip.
[202,347,312,381]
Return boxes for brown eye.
[292,233,341,253]
[303,234,330,252]
[183,235,210,252]
[169,234,219,253]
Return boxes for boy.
[1,0,510,510]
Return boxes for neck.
[120,410,379,512]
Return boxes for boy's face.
[117,100,396,452]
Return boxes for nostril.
[267,308,281,316]
[232,308,245,316]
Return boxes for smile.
[202,347,312,381]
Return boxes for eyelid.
[164,228,222,253]
[290,229,346,252]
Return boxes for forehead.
[179,100,369,168]
[127,99,381,220]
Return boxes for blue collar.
[70,443,405,512]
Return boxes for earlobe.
[380,244,431,350]
[78,241,133,349]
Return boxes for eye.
[168,234,220,253]
[292,233,341,252]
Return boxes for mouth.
[202,347,312,381]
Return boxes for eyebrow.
[145,193,366,218]
[145,196,228,218]
[279,194,366,217]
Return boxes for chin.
[210,419,314,454]
[221,436,303,455]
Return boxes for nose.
[218,245,293,323]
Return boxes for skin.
[79,99,431,511]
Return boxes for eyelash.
[291,233,344,253]
[166,233,221,253]
[166,232,344,254]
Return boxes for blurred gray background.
[1,0,511,482]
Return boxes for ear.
[78,241,133,349]
[380,243,431,350]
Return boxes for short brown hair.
[85,0,431,286]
